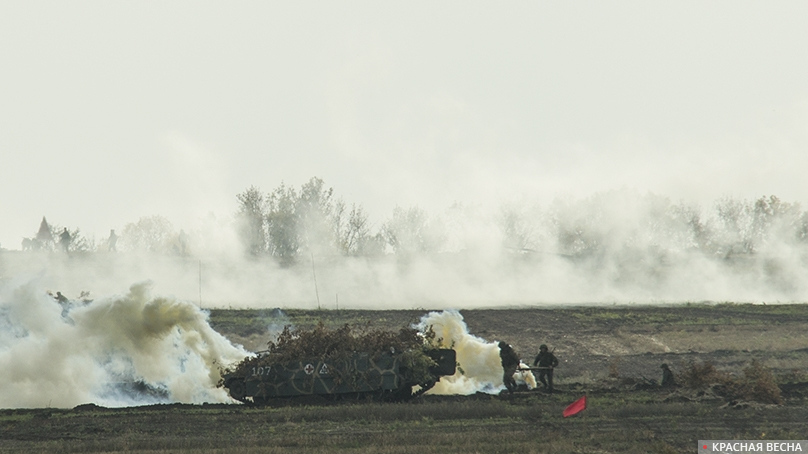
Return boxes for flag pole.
[198,259,202,309]
[311,252,321,310]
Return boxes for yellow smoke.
[417,310,536,394]
[0,280,248,408]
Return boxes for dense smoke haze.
[0,279,528,408]
[2,2,808,257]
[3,3,808,307]
[3,1,808,411]
[0,281,247,408]
[2,188,807,308]
[9,188,808,408]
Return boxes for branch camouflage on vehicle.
[220,322,456,405]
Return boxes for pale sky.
[2,1,808,249]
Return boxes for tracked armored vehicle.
[223,348,456,405]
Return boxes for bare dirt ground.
[3,304,808,453]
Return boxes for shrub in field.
[678,360,728,389]
[679,360,782,405]
[726,360,782,405]
[608,358,621,379]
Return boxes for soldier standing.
[498,341,520,394]
[533,344,559,393]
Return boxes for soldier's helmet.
[498,341,507,348]
[539,344,548,351]
[660,363,669,369]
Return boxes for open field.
[3,303,808,453]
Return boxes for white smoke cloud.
[417,310,536,395]
[3,190,808,314]
[0,280,248,408]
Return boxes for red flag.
[563,395,587,417]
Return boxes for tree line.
[234,179,808,267]
[234,177,444,265]
[15,177,808,267]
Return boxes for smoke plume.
[417,310,536,394]
[0,280,248,408]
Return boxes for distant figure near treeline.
[59,228,71,252]
[108,229,118,251]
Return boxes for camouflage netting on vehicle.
[222,322,441,386]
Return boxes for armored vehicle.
[223,348,456,405]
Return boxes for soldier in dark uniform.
[498,341,520,394]
[660,363,676,388]
[53,291,71,318]
[533,344,559,392]
[54,291,69,304]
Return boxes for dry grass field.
[2,303,808,454]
